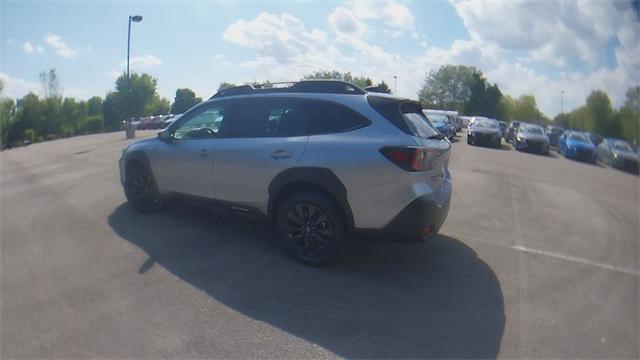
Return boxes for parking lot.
[1,130,638,358]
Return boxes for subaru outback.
[119,80,452,265]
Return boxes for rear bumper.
[355,180,452,243]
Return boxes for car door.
[213,97,309,211]
[149,100,232,198]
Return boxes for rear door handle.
[270,149,291,159]
[198,149,210,157]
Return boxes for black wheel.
[125,165,166,212]
[277,192,348,265]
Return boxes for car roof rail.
[210,80,366,99]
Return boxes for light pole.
[393,75,398,95]
[561,90,564,114]
[125,15,142,138]
[127,15,143,82]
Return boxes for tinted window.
[227,98,305,137]
[476,119,499,128]
[173,103,228,140]
[302,100,369,135]
[569,134,589,142]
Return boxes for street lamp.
[560,90,564,114]
[125,15,142,139]
[127,15,143,82]
[393,75,398,95]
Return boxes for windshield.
[523,126,544,135]
[427,114,448,124]
[569,134,589,142]
[475,119,498,128]
[612,141,632,152]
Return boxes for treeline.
[419,64,639,144]
[553,88,639,144]
[0,70,203,149]
[2,66,638,149]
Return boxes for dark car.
[497,121,507,138]
[598,138,639,174]
[467,117,502,148]
[514,123,550,155]
[585,132,603,146]
[557,131,597,163]
[545,125,564,146]
[505,121,522,143]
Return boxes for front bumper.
[566,147,596,162]
[469,132,500,145]
[355,180,452,242]
[516,139,548,153]
[613,157,640,174]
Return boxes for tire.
[124,165,166,213]
[276,191,349,266]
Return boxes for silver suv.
[119,81,452,265]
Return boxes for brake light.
[380,147,428,171]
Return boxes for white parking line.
[451,232,640,277]
[512,245,640,277]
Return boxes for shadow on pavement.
[108,202,505,359]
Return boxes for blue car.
[557,131,597,164]
[425,112,454,140]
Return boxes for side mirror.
[158,131,173,142]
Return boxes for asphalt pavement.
[1,130,638,358]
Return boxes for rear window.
[368,96,438,138]
[302,100,370,135]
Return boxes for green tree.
[147,96,171,115]
[0,80,17,147]
[585,90,620,137]
[418,64,479,112]
[103,91,125,131]
[303,70,372,89]
[618,86,639,144]
[114,72,159,119]
[217,82,236,92]
[87,96,103,116]
[171,88,202,114]
[374,81,391,93]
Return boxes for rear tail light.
[380,146,431,171]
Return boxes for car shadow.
[108,203,505,359]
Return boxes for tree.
[303,70,372,89]
[217,82,236,93]
[374,81,391,93]
[103,91,125,131]
[39,69,62,98]
[619,86,639,144]
[171,88,202,114]
[464,72,502,118]
[147,96,171,115]
[585,90,620,137]
[114,72,159,119]
[418,65,479,112]
[87,96,103,116]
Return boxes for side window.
[173,103,228,140]
[302,100,369,135]
[227,99,305,137]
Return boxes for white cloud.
[22,42,45,54]
[22,42,34,53]
[44,33,78,58]
[329,7,369,38]
[351,0,415,30]
[122,55,163,69]
[0,72,41,98]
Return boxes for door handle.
[198,149,210,157]
[270,149,291,159]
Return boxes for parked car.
[557,131,597,163]
[148,115,168,129]
[505,121,522,143]
[467,117,501,148]
[460,116,472,128]
[585,132,603,146]
[514,123,550,155]
[598,138,639,174]
[545,125,564,146]
[497,121,507,138]
[161,114,182,129]
[119,80,452,265]
[425,109,458,135]
[425,112,454,139]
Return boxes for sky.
[1,0,638,117]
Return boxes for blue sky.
[1,0,638,117]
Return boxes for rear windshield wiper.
[427,134,445,140]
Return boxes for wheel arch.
[268,167,354,231]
